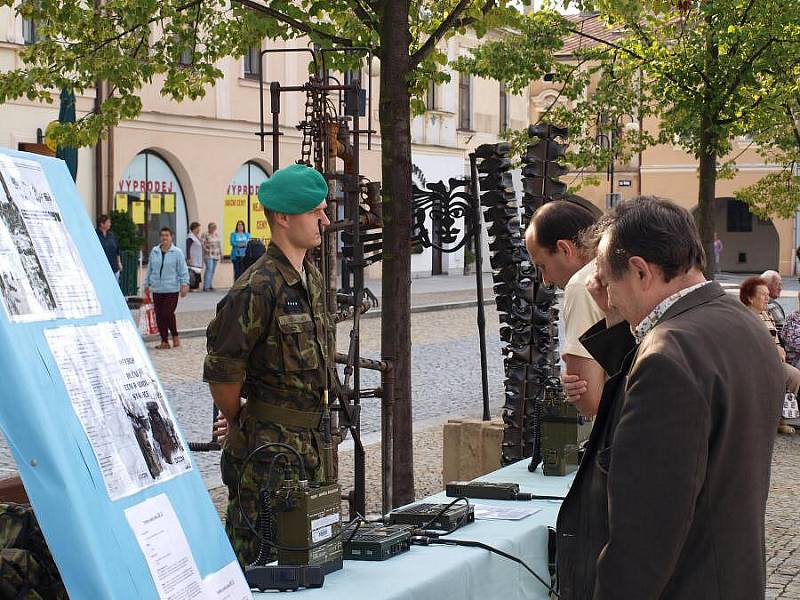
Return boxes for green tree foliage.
[459,0,800,270]
[110,209,145,253]
[0,0,533,146]
[734,98,800,219]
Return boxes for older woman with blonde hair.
[201,222,222,291]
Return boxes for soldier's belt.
[245,401,322,429]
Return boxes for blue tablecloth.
[254,460,575,599]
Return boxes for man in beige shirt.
[525,201,606,416]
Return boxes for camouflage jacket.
[0,503,67,600]
[204,243,332,463]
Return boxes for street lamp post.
[595,113,637,207]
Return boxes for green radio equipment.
[534,302,591,477]
[240,439,343,592]
[540,374,592,477]
[270,477,343,574]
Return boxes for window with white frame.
[426,79,436,111]
[243,45,261,79]
[499,82,509,133]
[22,18,38,45]
[458,73,471,131]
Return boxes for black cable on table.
[411,536,559,598]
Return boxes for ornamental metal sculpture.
[411,178,477,253]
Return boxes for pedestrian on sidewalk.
[186,222,203,291]
[144,227,189,349]
[713,232,723,274]
[229,220,250,282]
[740,276,798,435]
[96,214,122,282]
[760,270,785,337]
[201,222,222,291]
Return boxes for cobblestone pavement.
[131,305,505,490]
[1,290,800,596]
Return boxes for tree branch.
[720,37,776,105]
[565,27,702,102]
[75,0,202,58]
[231,0,353,45]
[410,0,496,68]
[715,94,763,125]
[786,100,800,151]
[347,0,377,32]
[727,0,760,59]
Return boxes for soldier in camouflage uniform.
[204,164,332,566]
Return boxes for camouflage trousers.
[220,406,322,567]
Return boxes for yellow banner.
[115,193,128,213]
[223,194,248,256]
[249,195,271,245]
[131,201,145,225]
[164,193,176,213]
[150,193,162,215]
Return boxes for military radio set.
[473,124,591,477]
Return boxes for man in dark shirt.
[96,214,122,281]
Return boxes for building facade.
[0,8,795,276]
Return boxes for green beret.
[258,164,328,214]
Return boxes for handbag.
[783,392,799,420]
[139,291,158,336]
[188,266,202,290]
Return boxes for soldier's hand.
[212,415,229,443]
[562,373,588,405]
[180,284,189,298]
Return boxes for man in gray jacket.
[557,197,783,599]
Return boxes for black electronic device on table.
[245,564,324,592]
[342,522,415,561]
[388,502,475,531]
[446,481,566,502]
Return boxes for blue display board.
[0,149,245,599]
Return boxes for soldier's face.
[286,200,330,249]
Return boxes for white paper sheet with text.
[125,494,204,600]
[45,320,191,500]
[0,154,99,321]
[202,561,252,600]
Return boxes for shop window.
[224,162,270,256]
[115,151,188,255]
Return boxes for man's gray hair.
[760,270,781,284]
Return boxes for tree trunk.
[697,112,717,279]
[696,13,718,279]
[378,1,414,506]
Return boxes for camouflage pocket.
[222,407,249,460]
[277,314,320,372]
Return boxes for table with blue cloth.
[253,460,575,599]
